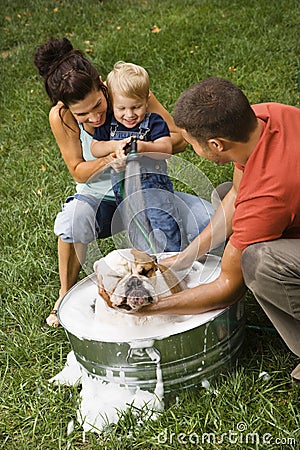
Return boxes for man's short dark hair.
[174,77,257,143]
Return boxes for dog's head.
[93,249,159,312]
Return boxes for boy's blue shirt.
[93,110,170,142]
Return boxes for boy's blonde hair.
[106,61,149,100]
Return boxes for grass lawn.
[1,0,299,448]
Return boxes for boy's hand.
[114,137,133,159]
[110,153,126,172]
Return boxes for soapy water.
[58,254,222,342]
[50,254,223,434]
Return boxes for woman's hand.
[110,153,127,172]
[110,137,133,171]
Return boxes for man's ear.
[208,138,233,152]
[208,138,224,151]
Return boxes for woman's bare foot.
[46,310,59,327]
[46,299,62,327]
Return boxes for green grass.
[1,0,300,448]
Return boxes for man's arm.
[141,241,246,315]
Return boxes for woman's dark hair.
[174,77,257,143]
[34,37,109,108]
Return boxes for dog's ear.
[136,263,158,277]
[94,258,119,300]
[130,249,155,264]
[157,263,184,294]
[131,249,158,277]
[93,260,99,274]
[99,285,113,308]
[94,269,114,308]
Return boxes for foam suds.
[78,369,163,432]
[50,254,223,435]
[58,254,222,342]
[50,350,164,434]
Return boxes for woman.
[34,37,213,327]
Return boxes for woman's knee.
[54,199,97,243]
[174,192,214,243]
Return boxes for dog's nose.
[125,276,143,291]
[123,276,154,310]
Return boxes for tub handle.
[127,346,161,365]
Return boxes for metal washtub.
[58,255,245,400]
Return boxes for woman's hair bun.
[34,37,73,78]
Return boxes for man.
[142,77,300,384]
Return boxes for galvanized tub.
[58,254,245,400]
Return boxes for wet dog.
[93,249,186,313]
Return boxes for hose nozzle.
[124,136,138,156]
